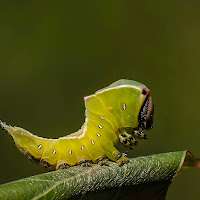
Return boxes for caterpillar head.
[107,79,154,131]
[106,79,154,148]
[85,79,154,148]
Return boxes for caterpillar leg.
[57,163,71,170]
[40,159,54,170]
[117,153,130,167]
[96,157,110,166]
[78,160,93,167]
[105,147,129,167]
[119,129,138,149]
[133,130,148,140]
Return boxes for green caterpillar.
[0,79,154,170]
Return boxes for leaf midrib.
[32,166,99,200]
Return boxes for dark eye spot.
[142,89,147,95]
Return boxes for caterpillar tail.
[0,120,129,169]
[0,121,56,170]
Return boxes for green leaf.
[0,151,199,200]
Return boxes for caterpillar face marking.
[0,79,154,170]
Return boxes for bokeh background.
[0,1,200,199]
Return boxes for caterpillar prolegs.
[0,79,154,170]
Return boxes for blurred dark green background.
[0,1,200,199]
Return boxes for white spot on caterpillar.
[91,140,95,145]
[98,125,103,129]
[69,150,72,155]
[52,149,56,155]
[38,144,42,150]
[100,115,104,120]
[97,133,101,137]
[81,145,84,150]
[122,103,126,111]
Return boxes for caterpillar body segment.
[1,79,154,170]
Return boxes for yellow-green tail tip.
[0,120,7,130]
[0,120,14,135]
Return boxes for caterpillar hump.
[1,79,154,170]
